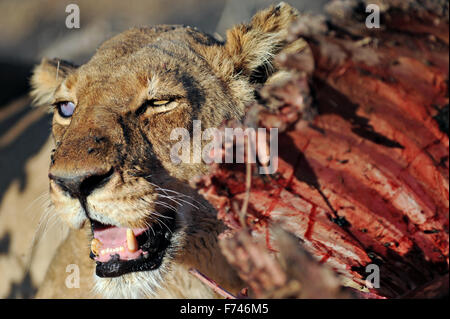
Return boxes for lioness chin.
[30,3,303,298]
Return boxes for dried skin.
[194,0,449,299]
[220,227,355,298]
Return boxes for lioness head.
[30,3,300,297]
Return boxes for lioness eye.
[135,98,175,116]
[57,101,76,118]
[151,100,170,106]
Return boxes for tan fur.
[30,3,300,298]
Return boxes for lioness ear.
[30,58,77,107]
[224,2,300,83]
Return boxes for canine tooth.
[127,228,138,252]
[119,246,124,252]
[91,238,102,256]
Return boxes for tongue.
[93,226,148,263]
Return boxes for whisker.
[149,209,174,220]
[154,217,173,235]
[157,194,183,206]
[26,190,50,216]
[153,200,178,213]
[142,219,156,236]
[145,179,207,210]
[159,194,199,210]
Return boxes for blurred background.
[0,0,328,298]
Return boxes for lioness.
[30,3,301,298]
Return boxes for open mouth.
[89,212,176,278]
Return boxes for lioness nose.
[49,168,113,198]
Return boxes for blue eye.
[57,101,75,118]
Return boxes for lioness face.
[30,4,299,297]
[42,27,246,278]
